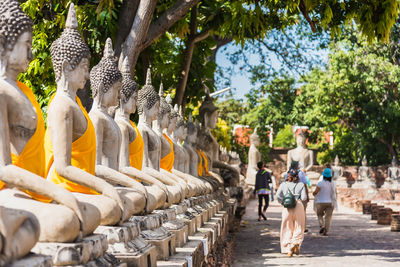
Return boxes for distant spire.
[146,68,152,85]
[104,38,114,58]
[174,104,179,112]
[166,94,172,104]
[159,81,164,97]
[179,105,183,116]
[66,3,78,29]
[121,56,130,74]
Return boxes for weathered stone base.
[146,234,176,260]
[167,224,189,248]
[8,253,52,267]
[113,243,157,267]
[32,234,108,266]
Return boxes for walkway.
[233,198,400,267]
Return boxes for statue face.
[362,159,367,166]
[160,112,170,129]
[175,125,183,139]
[5,31,33,74]
[146,99,159,121]
[207,110,218,129]
[251,134,260,146]
[168,117,177,133]
[102,80,121,107]
[182,127,188,140]
[125,91,138,114]
[65,57,90,90]
[296,134,305,147]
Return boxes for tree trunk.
[120,0,157,72]
[175,7,210,106]
[115,0,140,56]
[121,0,201,72]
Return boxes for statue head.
[167,96,179,133]
[250,127,260,146]
[157,82,171,129]
[186,112,197,144]
[392,156,397,167]
[362,155,367,166]
[90,38,122,108]
[0,0,33,75]
[199,94,218,130]
[137,68,160,121]
[175,105,186,139]
[296,131,306,148]
[51,4,91,91]
[334,155,340,166]
[119,56,139,114]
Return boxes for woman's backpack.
[282,183,298,209]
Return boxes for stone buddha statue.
[385,156,400,189]
[246,128,261,186]
[0,2,98,261]
[357,156,370,182]
[45,4,128,225]
[388,156,399,180]
[153,83,188,200]
[89,39,157,217]
[136,69,181,205]
[114,57,167,212]
[184,113,201,177]
[332,155,343,181]
[163,96,204,196]
[287,132,313,172]
[197,93,239,186]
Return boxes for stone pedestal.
[8,254,53,267]
[114,244,157,267]
[32,234,108,266]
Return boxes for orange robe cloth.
[0,82,51,202]
[196,149,204,176]
[129,121,144,170]
[45,96,99,195]
[160,134,175,173]
[200,150,211,176]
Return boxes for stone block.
[145,233,176,261]
[188,231,212,256]
[156,258,188,267]
[94,226,131,244]
[8,253,52,267]
[32,234,107,266]
[200,222,219,245]
[174,240,205,267]
[114,243,157,267]
[167,224,189,248]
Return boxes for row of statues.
[0,1,239,264]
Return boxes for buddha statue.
[114,57,167,212]
[163,96,204,196]
[388,156,400,180]
[184,114,201,177]
[45,4,128,225]
[136,69,181,205]
[197,93,239,186]
[89,39,157,217]
[153,83,188,200]
[0,2,98,260]
[287,132,313,172]
[246,128,261,186]
[332,155,343,181]
[354,156,376,189]
[171,108,209,194]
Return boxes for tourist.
[276,169,307,256]
[313,168,336,236]
[254,161,272,221]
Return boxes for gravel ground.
[232,198,400,267]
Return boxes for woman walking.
[313,168,336,236]
[254,161,272,221]
[276,169,307,256]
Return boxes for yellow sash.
[129,121,144,170]
[200,151,211,176]
[0,82,51,202]
[160,134,174,173]
[45,96,99,195]
[196,149,204,176]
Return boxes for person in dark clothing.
[254,161,272,221]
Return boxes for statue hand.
[102,185,125,221]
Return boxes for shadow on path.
[233,198,400,267]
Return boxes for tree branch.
[141,0,201,51]
[299,0,317,32]
[115,0,140,56]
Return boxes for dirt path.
[232,198,400,267]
